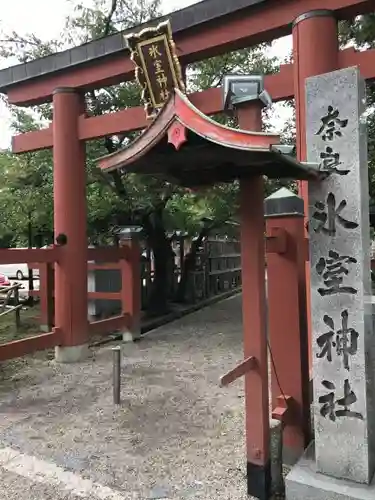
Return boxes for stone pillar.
[53,88,89,363]
[265,188,310,465]
[286,67,375,500]
[309,67,374,483]
[237,101,270,500]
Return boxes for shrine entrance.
[97,75,320,498]
[1,1,375,500]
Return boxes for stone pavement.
[0,294,263,500]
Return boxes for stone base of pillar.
[286,442,375,500]
[55,344,90,363]
[270,418,284,495]
[122,328,140,343]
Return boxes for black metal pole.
[27,212,34,305]
[112,346,121,405]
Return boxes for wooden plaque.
[126,20,185,119]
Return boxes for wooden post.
[53,88,89,362]
[294,9,339,204]
[293,9,339,370]
[120,236,141,342]
[39,262,54,332]
[14,285,21,331]
[237,101,270,500]
[265,188,310,465]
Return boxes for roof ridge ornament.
[125,19,185,120]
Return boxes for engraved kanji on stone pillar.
[307,67,375,484]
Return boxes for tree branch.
[88,89,127,197]
[110,170,127,198]
[103,0,118,37]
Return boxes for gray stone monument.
[286,67,375,499]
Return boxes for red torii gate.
[0,1,375,499]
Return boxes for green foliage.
[0,150,53,246]
[339,15,375,201]
[188,45,277,92]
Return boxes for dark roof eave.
[0,0,267,92]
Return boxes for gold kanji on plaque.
[125,20,185,119]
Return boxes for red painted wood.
[175,91,279,147]
[88,292,121,300]
[177,0,372,64]
[12,67,292,154]
[53,89,88,348]
[266,214,310,463]
[5,0,372,106]
[87,262,121,270]
[271,395,294,423]
[220,356,257,387]
[7,56,135,106]
[89,314,130,336]
[98,90,280,173]
[0,248,59,264]
[120,240,141,335]
[237,102,269,469]
[12,44,375,154]
[88,246,130,262]
[39,262,54,331]
[0,329,61,362]
[12,126,53,153]
[27,288,122,301]
[266,227,288,254]
[338,46,375,80]
[167,121,187,150]
[293,11,339,374]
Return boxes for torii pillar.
[293,9,339,364]
[53,87,89,362]
[237,99,270,500]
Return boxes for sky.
[0,0,292,149]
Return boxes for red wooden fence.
[0,247,60,361]
[0,242,141,361]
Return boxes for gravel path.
[0,294,264,499]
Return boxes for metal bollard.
[112,346,121,405]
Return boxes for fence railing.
[0,243,141,361]
[0,283,22,330]
[29,245,139,335]
[0,247,61,362]
[0,237,241,361]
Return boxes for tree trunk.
[175,229,208,303]
[148,237,173,316]
[142,210,174,317]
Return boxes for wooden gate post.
[53,88,89,362]
[265,188,310,465]
[237,100,270,500]
[39,262,54,332]
[120,233,141,342]
[293,10,339,370]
